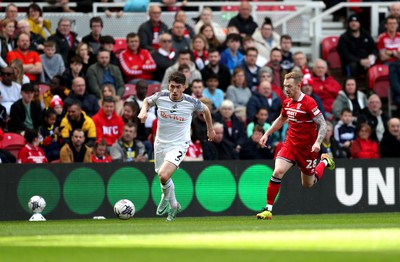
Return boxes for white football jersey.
[148,91,205,144]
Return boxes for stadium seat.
[321,36,341,70]
[221,6,239,12]
[113,38,127,54]
[123,84,136,100]
[2,133,26,158]
[367,64,391,116]
[39,84,50,96]
[147,83,161,96]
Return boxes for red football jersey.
[281,93,321,147]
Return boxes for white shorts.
[154,142,189,173]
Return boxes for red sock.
[314,162,326,181]
[267,176,282,205]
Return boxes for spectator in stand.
[202,73,224,110]
[228,1,258,37]
[190,79,204,99]
[49,95,65,127]
[378,2,400,34]
[17,19,45,54]
[226,67,251,120]
[240,125,274,160]
[119,33,157,84]
[129,80,157,130]
[0,66,21,115]
[311,58,341,120]
[0,21,11,69]
[138,5,169,51]
[213,99,247,152]
[86,48,125,99]
[252,17,281,60]
[320,121,345,159]
[39,108,61,162]
[242,36,268,67]
[62,56,84,89]
[82,16,103,55]
[194,7,226,43]
[171,20,191,55]
[48,18,79,66]
[199,23,221,51]
[60,101,96,147]
[8,83,42,134]
[200,48,231,92]
[266,48,285,89]
[26,3,52,40]
[258,66,286,102]
[337,14,378,78]
[7,33,43,82]
[63,77,99,117]
[280,35,294,72]
[99,84,123,116]
[175,10,195,39]
[40,40,66,84]
[17,129,48,164]
[184,128,203,162]
[60,128,92,163]
[202,122,238,160]
[161,49,201,90]
[332,77,367,123]
[110,121,148,162]
[151,33,176,82]
[1,19,16,53]
[99,35,120,67]
[178,63,192,90]
[220,33,244,74]
[334,108,356,158]
[91,139,112,163]
[10,59,30,86]
[300,76,327,120]
[0,93,7,129]
[350,123,380,159]
[247,80,282,124]
[191,34,209,71]
[92,96,124,147]
[357,94,388,142]
[239,47,260,90]
[121,100,147,140]
[75,42,93,75]
[43,75,70,108]
[1,4,18,35]
[380,117,400,157]
[292,51,311,76]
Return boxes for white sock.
[161,179,173,199]
[168,180,178,208]
[322,159,328,166]
[266,204,273,211]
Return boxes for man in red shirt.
[256,71,335,220]
[6,33,42,82]
[92,96,125,147]
[119,32,157,84]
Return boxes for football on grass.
[28,195,46,213]
[114,199,135,220]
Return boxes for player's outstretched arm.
[202,104,216,141]
[138,98,150,123]
[259,115,286,148]
[312,114,327,152]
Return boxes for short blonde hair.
[220,99,234,110]
[284,71,302,85]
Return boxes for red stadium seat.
[269,5,296,11]
[321,36,341,70]
[2,133,26,158]
[113,38,127,54]
[39,84,50,96]
[367,64,389,98]
[147,83,161,96]
[123,84,136,100]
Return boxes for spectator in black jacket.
[138,5,169,51]
[200,48,231,92]
[337,14,378,77]
[63,77,99,117]
[380,117,400,157]
[227,1,258,37]
[240,125,273,159]
[8,83,42,133]
[151,33,176,82]
[202,122,238,160]
[81,16,103,54]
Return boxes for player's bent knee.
[158,172,169,184]
[273,169,285,179]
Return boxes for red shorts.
[276,142,318,176]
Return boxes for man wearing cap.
[337,14,378,77]
[8,83,42,133]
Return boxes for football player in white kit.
[138,72,216,221]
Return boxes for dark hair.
[280,34,292,42]
[178,63,190,72]
[135,80,148,90]
[126,32,139,42]
[93,139,107,152]
[253,125,265,134]
[271,47,282,54]
[72,128,85,137]
[102,96,115,104]
[191,79,203,85]
[97,48,110,56]
[205,72,219,82]
[252,107,269,124]
[385,15,398,24]
[24,129,39,144]
[340,108,353,116]
[90,16,103,28]
[27,3,42,17]
[178,49,192,57]
[226,33,241,42]
[263,17,273,28]
[169,71,186,85]
[68,100,82,109]
[70,55,83,65]
[123,100,140,123]
[245,47,258,55]
[100,35,115,45]
[125,120,138,130]
[208,47,219,54]
[44,40,56,48]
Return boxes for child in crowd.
[91,139,112,163]
[39,108,61,162]
[62,56,84,89]
[202,73,224,110]
[40,40,65,84]
[334,108,356,158]
[220,33,244,74]
[49,95,65,127]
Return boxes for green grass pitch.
[1,213,400,262]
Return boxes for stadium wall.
[0,159,399,221]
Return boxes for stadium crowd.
[0,1,399,164]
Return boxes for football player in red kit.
[256,71,335,220]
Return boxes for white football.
[28,195,46,213]
[114,199,135,220]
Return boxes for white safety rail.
[309,2,393,63]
